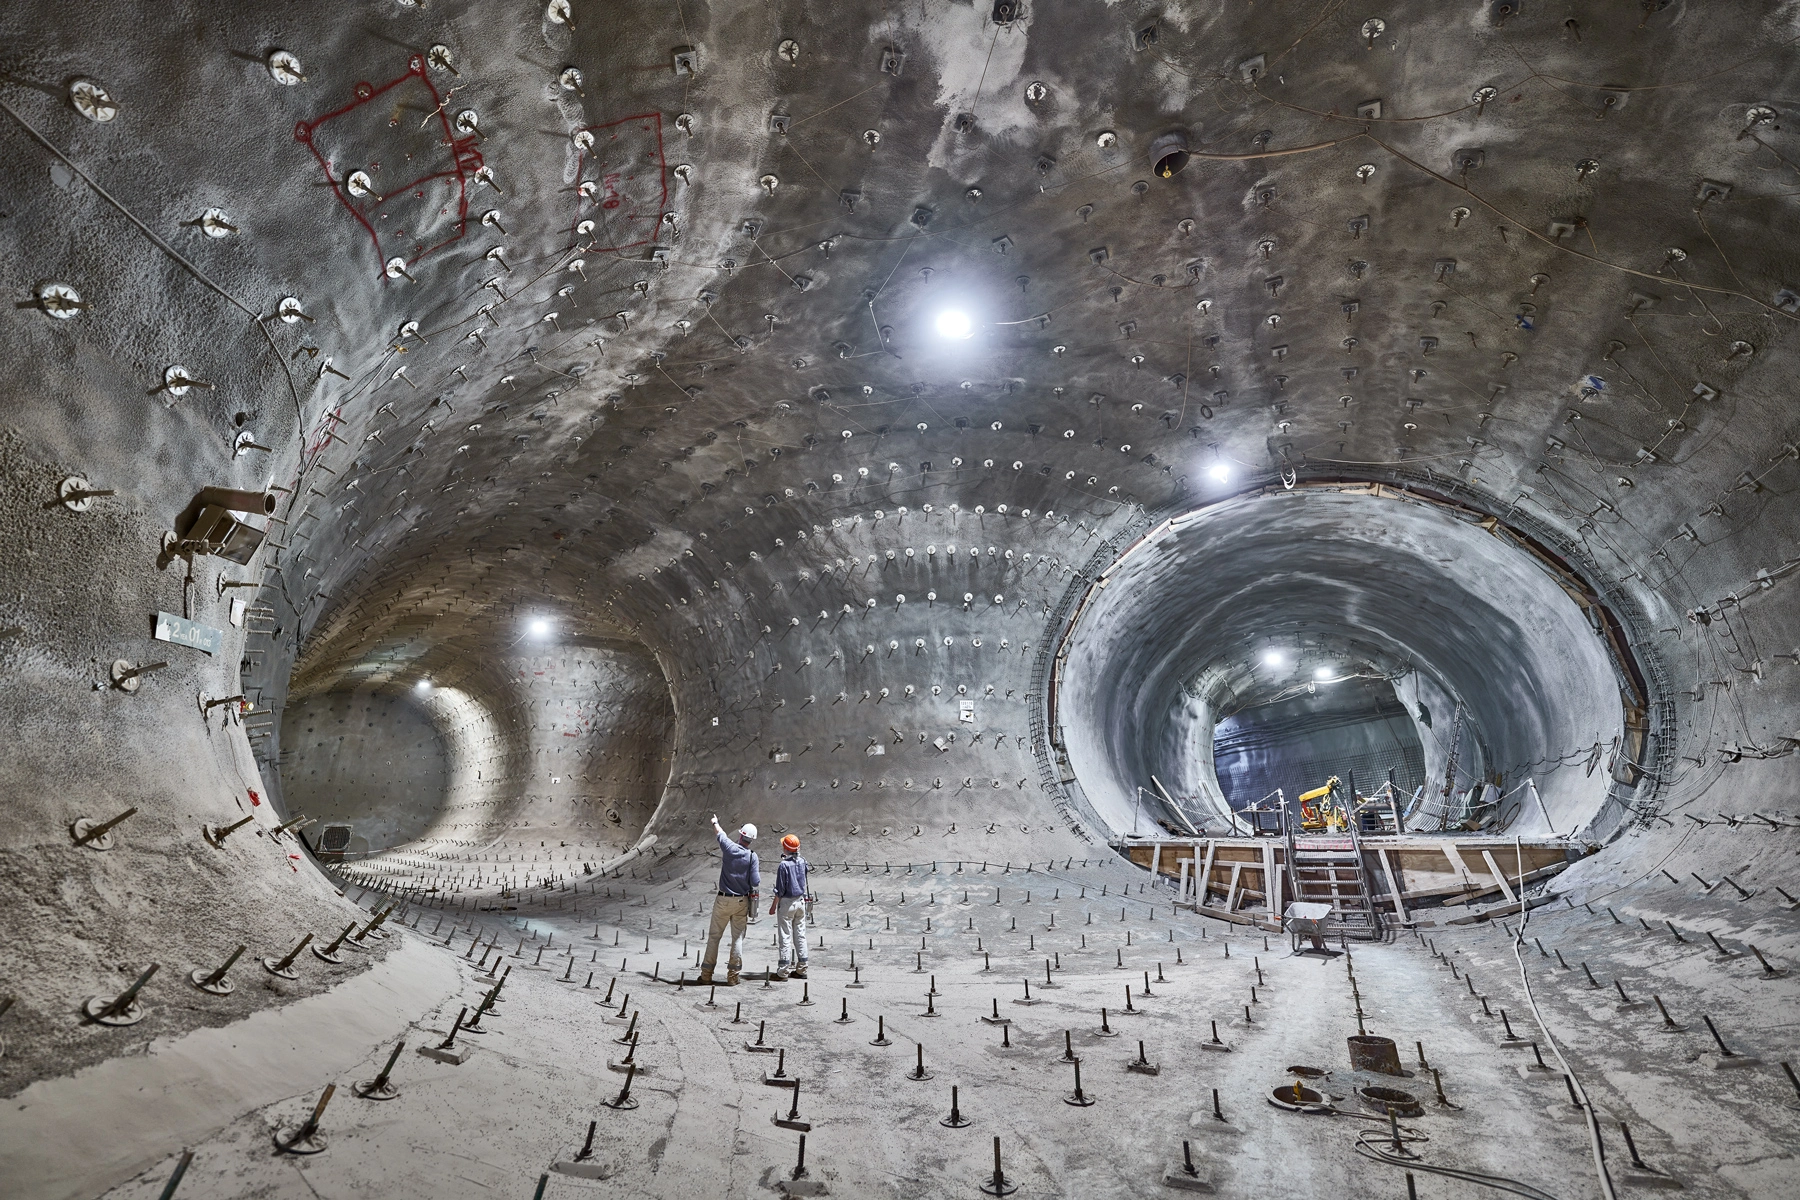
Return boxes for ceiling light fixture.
[1314,666,1334,681]
[934,309,973,339]
[529,618,551,636]
[416,679,431,691]
[1262,649,1284,668]
[1208,463,1231,483]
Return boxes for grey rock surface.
[0,1,1796,1196]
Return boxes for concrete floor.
[12,849,1785,1200]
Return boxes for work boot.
[724,972,741,987]
[697,970,714,985]
[771,968,789,982]
[790,964,808,979]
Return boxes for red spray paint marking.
[571,113,668,252]
[300,402,346,474]
[294,54,483,279]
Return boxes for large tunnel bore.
[1055,486,1642,842]
[12,4,1799,1197]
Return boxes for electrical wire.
[0,91,306,434]
[1512,836,1619,1200]
[1351,1125,1565,1200]
[1363,131,1796,322]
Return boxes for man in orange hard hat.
[768,832,813,981]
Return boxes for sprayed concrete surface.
[1,0,1798,1196]
[58,856,1800,1200]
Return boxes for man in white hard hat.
[699,814,760,986]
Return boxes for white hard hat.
[739,823,758,841]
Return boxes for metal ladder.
[1284,816,1384,941]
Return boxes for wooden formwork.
[1124,836,1582,926]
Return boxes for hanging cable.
[1512,835,1619,1200]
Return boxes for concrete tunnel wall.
[1,2,1798,1195]
[279,687,452,855]
[623,504,1146,861]
[0,432,391,1095]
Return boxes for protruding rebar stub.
[979,1135,1018,1196]
[1162,1138,1214,1191]
[262,933,313,980]
[352,1075,399,1102]
[83,963,159,1026]
[71,806,137,848]
[273,1085,334,1154]
[189,946,244,996]
[352,1040,406,1101]
[907,1043,933,1081]
[1063,1057,1095,1107]
[605,1061,639,1110]
[941,1083,971,1128]
[71,816,116,848]
[60,475,114,512]
[314,922,356,965]
[203,814,255,849]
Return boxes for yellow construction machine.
[1294,776,1350,833]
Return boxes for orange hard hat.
[781,834,800,852]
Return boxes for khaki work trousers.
[702,894,749,975]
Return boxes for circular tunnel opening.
[1052,484,1652,843]
[274,630,680,879]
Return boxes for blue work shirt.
[716,829,761,896]
[774,854,809,898]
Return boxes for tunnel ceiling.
[6,0,1800,863]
